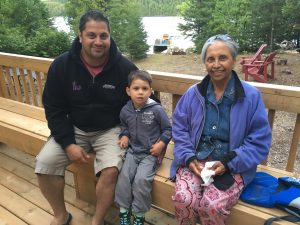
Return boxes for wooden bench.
[0,97,298,225]
[0,52,300,224]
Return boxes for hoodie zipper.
[135,109,139,141]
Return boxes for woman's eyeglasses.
[206,34,232,43]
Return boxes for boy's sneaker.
[119,211,131,225]
[133,215,145,225]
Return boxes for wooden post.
[262,109,276,165]
[154,90,161,102]
[286,113,300,172]
[67,156,97,205]
[172,94,181,113]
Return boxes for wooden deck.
[0,143,176,225]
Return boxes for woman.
[170,34,272,225]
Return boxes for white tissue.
[201,161,216,186]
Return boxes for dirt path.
[134,52,300,173]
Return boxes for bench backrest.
[0,52,299,173]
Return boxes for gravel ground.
[134,51,300,173]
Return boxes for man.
[35,10,138,225]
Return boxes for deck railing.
[0,52,299,173]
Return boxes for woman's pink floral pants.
[172,167,244,225]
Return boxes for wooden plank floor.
[0,143,176,225]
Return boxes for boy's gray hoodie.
[119,98,172,154]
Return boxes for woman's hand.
[188,159,203,177]
[210,161,226,175]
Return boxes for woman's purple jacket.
[170,72,272,187]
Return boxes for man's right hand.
[65,144,90,164]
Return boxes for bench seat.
[0,96,299,225]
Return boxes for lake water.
[53,16,194,53]
[53,17,70,33]
[142,17,194,53]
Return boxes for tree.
[0,0,71,57]
[65,0,109,34]
[106,0,149,59]
[209,0,252,51]
[248,0,286,51]
[4,0,51,37]
[123,6,149,59]
[282,0,300,48]
[65,0,149,59]
[0,27,28,54]
[28,27,71,57]
[131,0,184,16]
[43,0,67,17]
[177,0,216,52]
[177,0,297,52]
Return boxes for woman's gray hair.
[201,34,239,63]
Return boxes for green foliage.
[282,0,300,47]
[1,0,51,37]
[0,0,71,57]
[65,0,149,59]
[248,0,286,51]
[0,27,28,54]
[178,0,300,52]
[123,6,149,59]
[42,0,66,17]
[107,0,149,59]
[28,28,71,57]
[45,0,184,17]
[209,0,252,51]
[132,0,184,16]
[177,0,216,52]
[65,0,109,34]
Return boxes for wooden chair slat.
[4,66,16,100]
[0,66,9,98]
[27,69,38,106]
[36,72,43,107]
[19,69,30,104]
[11,67,23,102]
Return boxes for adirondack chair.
[240,44,268,73]
[243,51,277,83]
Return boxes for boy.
[115,70,172,225]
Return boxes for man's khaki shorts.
[35,126,125,176]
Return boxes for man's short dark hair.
[128,70,152,87]
[79,10,110,33]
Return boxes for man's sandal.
[62,213,72,225]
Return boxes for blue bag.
[240,172,300,225]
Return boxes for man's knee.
[98,167,118,183]
[36,173,64,182]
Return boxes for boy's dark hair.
[128,70,152,87]
[79,10,110,33]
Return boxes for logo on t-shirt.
[72,81,82,91]
[142,111,155,125]
[102,84,116,90]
